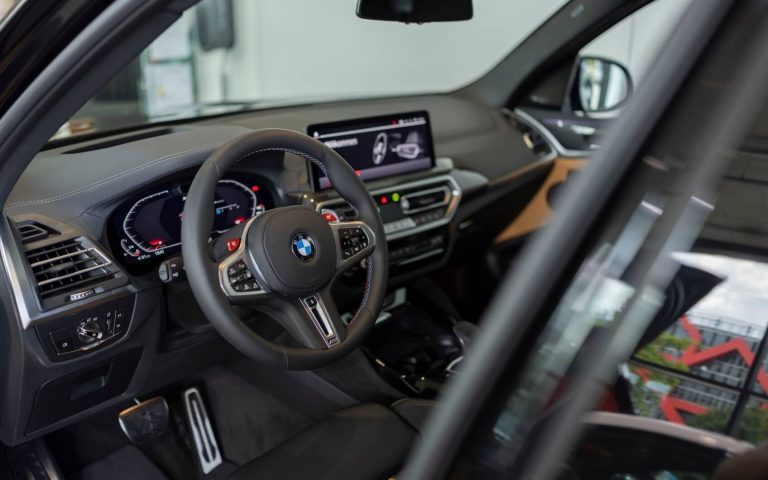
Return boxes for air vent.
[15,221,58,244]
[401,186,450,214]
[26,239,114,299]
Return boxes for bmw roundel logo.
[291,233,315,262]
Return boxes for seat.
[713,442,768,480]
[229,403,417,480]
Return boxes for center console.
[308,111,461,270]
[306,112,470,396]
[316,176,460,268]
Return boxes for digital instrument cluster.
[109,176,270,274]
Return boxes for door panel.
[495,157,587,243]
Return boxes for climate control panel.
[316,176,461,241]
[314,176,460,271]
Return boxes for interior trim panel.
[495,157,587,243]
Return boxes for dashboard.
[108,174,273,275]
[0,92,551,446]
[107,111,442,276]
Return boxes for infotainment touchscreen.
[307,111,435,190]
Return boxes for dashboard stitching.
[5,144,223,208]
[355,256,373,317]
[8,146,326,209]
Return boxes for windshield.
[58,0,567,140]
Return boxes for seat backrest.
[713,443,768,480]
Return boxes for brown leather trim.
[495,157,587,244]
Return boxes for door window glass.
[630,254,768,442]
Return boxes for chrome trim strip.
[301,295,339,347]
[0,218,32,328]
[31,241,113,286]
[508,108,592,158]
[445,355,464,375]
[583,411,753,455]
[30,247,101,268]
[401,186,451,214]
[0,0,28,34]
[37,263,111,287]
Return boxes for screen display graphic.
[109,177,268,274]
[308,111,435,190]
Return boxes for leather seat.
[713,442,768,480]
[229,403,417,480]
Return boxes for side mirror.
[572,57,633,113]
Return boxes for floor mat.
[46,403,133,475]
[46,366,319,477]
[201,366,315,466]
[70,445,166,480]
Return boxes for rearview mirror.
[356,0,473,23]
[573,57,633,113]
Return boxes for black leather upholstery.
[391,398,437,432]
[229,403,416,480]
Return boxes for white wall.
[190,0,566,104]
[186,0,693,107]
[193,1,262,104]
[251,0,565,100]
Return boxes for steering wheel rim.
[181,129,388,369]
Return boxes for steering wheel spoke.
[330,220,376,270]
[217,221,268,302]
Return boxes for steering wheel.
[181,129,388,369]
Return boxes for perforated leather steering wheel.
[181,129,388,369]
